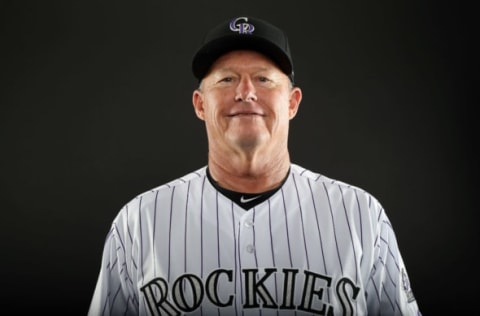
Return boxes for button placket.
[239,214,256,258]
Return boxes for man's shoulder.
[136,166,207,199]
[109,167,207,227]
[152,166,207,191]
[290,163,385,217]
[117,166,207,213]
[290,163,374,198]
[290,163,347,186]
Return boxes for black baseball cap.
[192,16,294,82]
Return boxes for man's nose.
[234,77,257,102]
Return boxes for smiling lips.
[227,111,264,117]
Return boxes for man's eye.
[258,77,270,82]
[220,77,233,83]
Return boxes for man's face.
[192,50,302,156]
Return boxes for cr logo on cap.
[229,17,255,34]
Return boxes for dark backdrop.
[1,0,476,314]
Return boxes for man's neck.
[207,150,291,193]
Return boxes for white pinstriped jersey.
[88,164,421,316]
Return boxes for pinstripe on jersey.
[88,164,420,316]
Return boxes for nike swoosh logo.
[240,195,262,203]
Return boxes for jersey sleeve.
[365,204,421,315]
[88,221,139,316]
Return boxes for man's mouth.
[228,112,263,117]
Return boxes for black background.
[1,0,476,314]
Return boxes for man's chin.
[229,135,267,151]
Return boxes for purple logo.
[229,17,255,34]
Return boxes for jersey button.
[245,220,254,228]
[246,245,255,253]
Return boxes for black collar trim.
[206,167,290,210]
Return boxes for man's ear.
[192,89,205,120]
[288,87,302,119]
